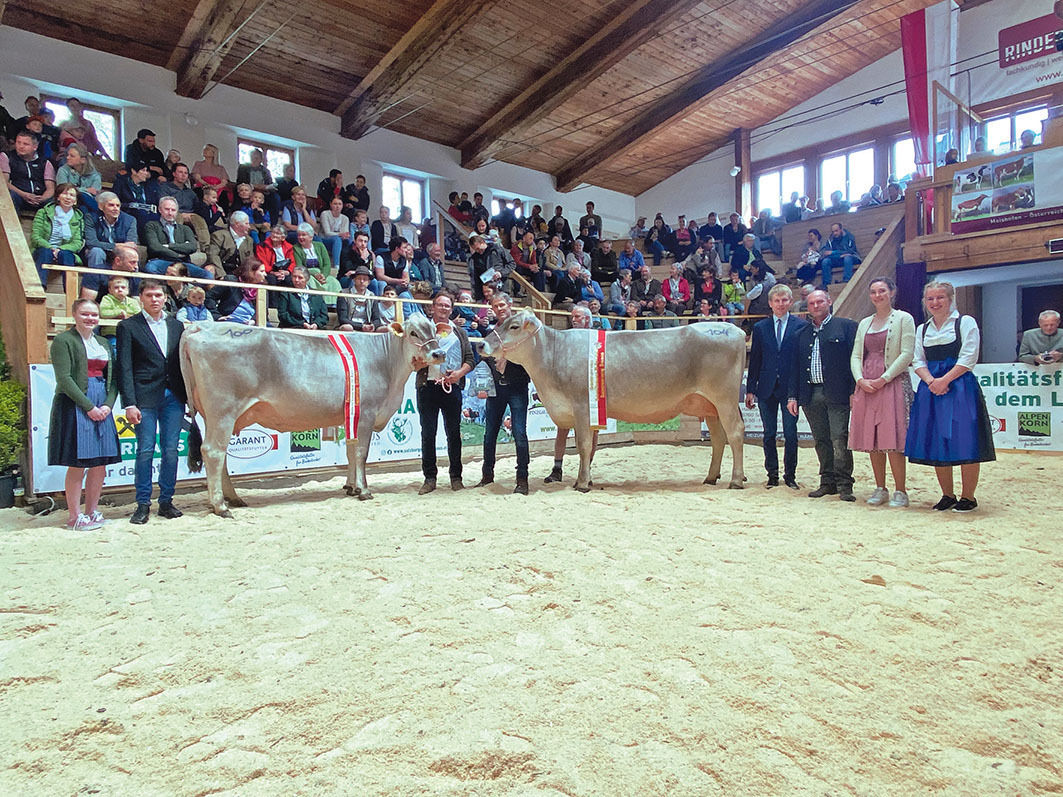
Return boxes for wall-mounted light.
[729,166,741,177]
[184,112,199,127]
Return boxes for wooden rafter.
[169,0,262,99]
[458,0,704,170]
[336,0,494,140]
[553,0,866,193]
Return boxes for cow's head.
[390,313,445,370]
[479,309,542,358]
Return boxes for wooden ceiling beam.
[554,0,866,193]
[337,0,495,140]
[168,0,262,99]
[458,0,704,171]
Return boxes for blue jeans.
[482,381,530,479]
[758,394,798,480]
[321,235,344,267]
[647,239,666,265]
[34,247,76,286]
[144,258,213,279]
[133,388,185,505]
[821,255,858,285]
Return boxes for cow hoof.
[344,484,356,496]
[227,496,247,508]
[704,476,720,485]
[573,484,591,493]
[358,491,374,501]
[215,508,234,519]
[729,481,744,490]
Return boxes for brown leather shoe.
[418,479,437,495]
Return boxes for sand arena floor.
[1,443,1061,795]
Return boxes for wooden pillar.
[733,128,752,219]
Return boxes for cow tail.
[181,337,204,474]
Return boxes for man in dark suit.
[277,266,329,329]
[116,279,187,524]
[787,290,859,501]
[745,284,808,488]
[143,196,214,278]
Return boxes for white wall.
[0,27,636,235]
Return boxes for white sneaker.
[87,511,106,527]
[888,491,909,508]
[66,513,102,531]
[866,487,889,506]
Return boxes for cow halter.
[499,316,544,354]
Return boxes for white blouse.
[912,310,980,370]
[81,332,109,361]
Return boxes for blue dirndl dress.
[904,317,996,466]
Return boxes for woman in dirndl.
[904,281,995,512]
[49,299,120,530]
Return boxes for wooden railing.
[0,187,49,384]
[832,211,905,322]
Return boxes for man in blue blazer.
[745,284,808,488]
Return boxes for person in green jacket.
[49,299,120,530]
[31,183,84,287]
[292,223,332,273]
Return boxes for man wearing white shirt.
[116,280,187,525]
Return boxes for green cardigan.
[31,203,85,263]
[293,240,332,272]
[50,328,118,414]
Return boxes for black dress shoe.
[450,477,464,491]
[513,479,529,495]
[474,475,494,488]
[932,494,957,511]
[784,478,800,490]
[839,491,856,502]
[157,502,183,519]
[765,476,779,488]
[808,485,838,498]
[129,503,150,525]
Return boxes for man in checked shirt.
[787,290,859,501]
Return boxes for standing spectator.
[546,205,574,249]
[467,233,513,301]
[49,298,121,531]
[469,192,490,228]
[116,279,187,524]
[475,292,532,495]
[58,98,107,158]
[511,230,545,292]
[316,168,345,208]
[416,292,474,494]
[820,222,862,285]
[2,129,55,210]
[579,201,602,245]
[275,163,298,204]
[850,277,916,507]
[786,290,859,501]
[55,143,101,212]
[123,129,166,181]
[1017,310,1063,364]
[30,183,84,286]
[905,280,995,512]
[745,284,807,489]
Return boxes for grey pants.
[803,385,853,492]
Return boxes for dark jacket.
[551,274,583,307]
[116,313,186,408]
[143,220,199,261]
[729,244,762,277]
[85,211,139,256]
[276,290,329,329]
[590,249,619,284]
[789,316,859,406]
[746,314,809,402]
[370,219,399,252]
[467,243,514,301]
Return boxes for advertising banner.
[950,147,1063,233]
[975,363,1063,450]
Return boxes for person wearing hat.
[336,265,377,332]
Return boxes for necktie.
[165,223,175,244]
[776,318,783,345]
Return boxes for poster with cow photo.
[952,146,1063,232]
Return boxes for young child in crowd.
[200,186,226,234]
[99,275,141,320]
[176,285,214,324]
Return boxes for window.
[490,198,526,218]
[820,146,874,207]
[982,105,1049,153]
[237,138,294,182]
[41,96,119,161]
[891,137,916,183]
[755,165,805,217]
[382,172,425,222]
